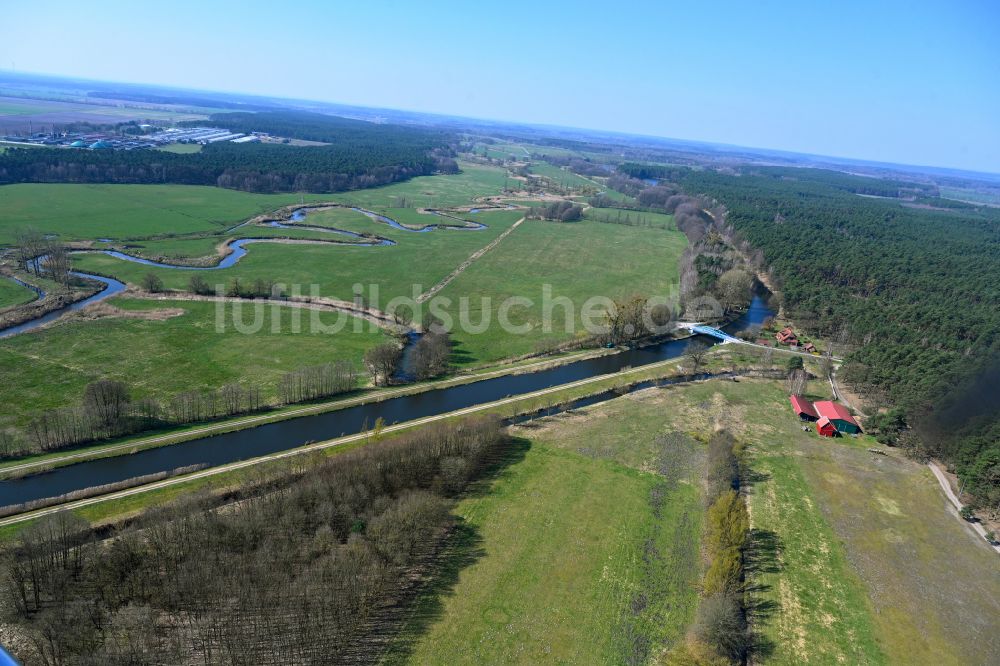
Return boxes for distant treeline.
[741,166,939,198]
[532,154,607,177]
[0,112,455,193]
[188,110,451,147]
[2,416,506,664]
[677,167,1000,510]
[86,90,270,110]
[617,162,691,183]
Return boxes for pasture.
[0,184,330,244]
[0,298,388,429]
[0,276,38,309]
[644,377,1000,665]
[437,217,687,363]
[529,160,599,190]
[393,388,704,663]
[329,161,510,209]
[69,210,525,304]
[585,206,675,229]
[70,213,686,367]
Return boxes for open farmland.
[0,94,222,131]
[0,183,331,243]
[529,160,599,190]
[328,161,510,209]
[68,210,525,303]
[0,276,38,309]
[0,298,388,429]
[392,389,704,663]
[642,377,1000,665]
[438,217,686,363]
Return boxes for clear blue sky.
[4,0,998,172]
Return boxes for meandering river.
[0,206,484,338]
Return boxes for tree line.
[528,200,584,222]
[666,431,752,665]
[4,355,377,457]
[677,166,1000,513]
[1,416,506,664]
[0,111,454,194]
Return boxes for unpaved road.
[928,462,1000,554]
[416,217,525,303]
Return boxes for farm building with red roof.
[813,401,861,434]
[789,395,818,421]
[775,327,798,345]
[816,416,839,437]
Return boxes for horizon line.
[2,67,999,180]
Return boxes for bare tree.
[787,368,809,396]
[411,331,451,380]
[83,380,130,428]
[141,272,164,293]
[363,343,401,386]
[189,274,211,295]
[685,340,710,374]
[43,242,72,287]
[15,229,45,274]
[819,352,834,381]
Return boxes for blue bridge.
[691,325,741,343]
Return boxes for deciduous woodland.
[1,417,506,664]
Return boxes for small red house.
[776,327,798,345]
[790,395,818,421]
[816,416,838,437]
[803,342,816,353]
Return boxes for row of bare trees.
[2,416,506,664]
[18,358,368,455]
[278,361,359,404]
[15,229,73,287]
[25,380,266,453]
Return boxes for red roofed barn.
[813,401,861,434]
[789,395,818,421]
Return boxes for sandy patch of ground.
[74,302,186,321]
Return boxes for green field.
[0,276,38,309]
[939,185,1000,206]
[0,100,55,115]
[70,210,524,301]
[0,298,388,429]
[329,161,510,209]
[394,388,704,663]
[109,220,390,260]
[585,206,676,228]
[154,143,203,154]
[286,206,380,230]
[643,377,1000,665]
[438,217,686,362]
[0,184,331,244]
[71,213,685,366]
[529,160,599,190]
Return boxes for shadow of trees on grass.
[371,436,531,663]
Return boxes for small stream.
[0,272,126,339]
